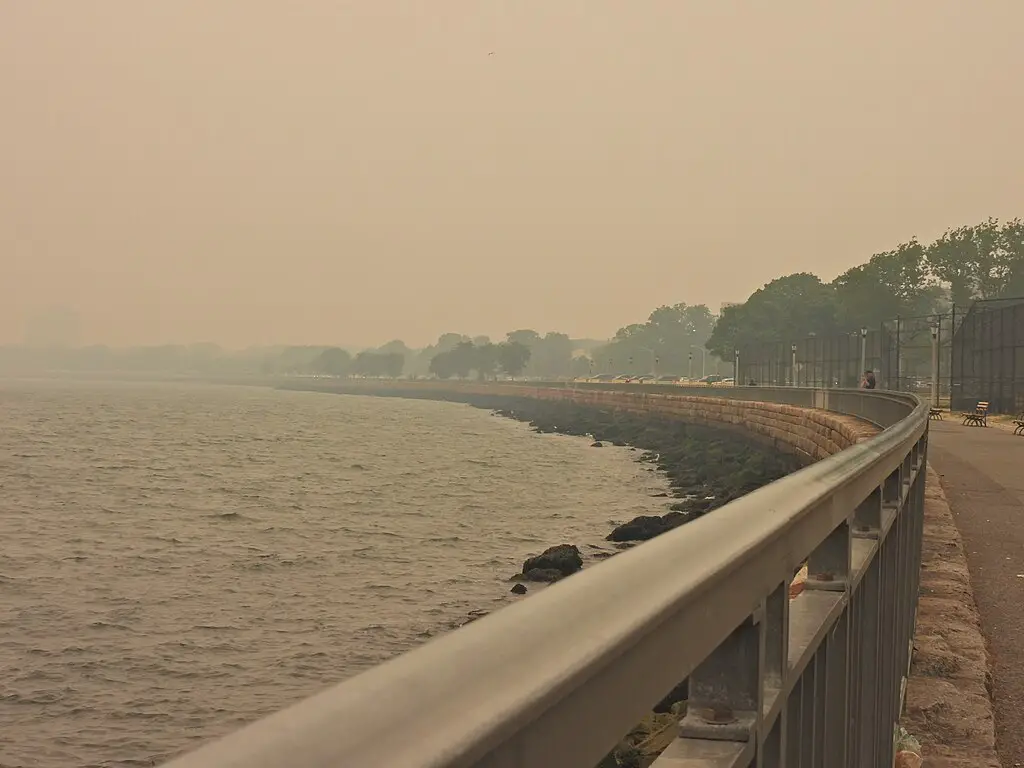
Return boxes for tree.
[313,347,352,376]
[569,354,593,378]
[352,350,405,377]
[925,218,1013,306]
[497,341,531,379]
[448,341,477,379]
[382,352,405,378]
[475,343,499,380]
[428,350,456,379]
[531,332,573,378]
[706,274,838,357]
[996,219,1024,298]
[595,303,716,374]
[506,329,541,348]
[833,239,939,329]
[501,329,572,378]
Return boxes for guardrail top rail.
[162,387,928,768]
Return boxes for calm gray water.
[0,379,670,767]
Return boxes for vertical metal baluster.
[761,582,789,767]
[824,609,850,766]
[799,662,816,766]
[856,557,880,767]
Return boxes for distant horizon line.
[1,337,615,354]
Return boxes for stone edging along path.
[898,465,1000,767]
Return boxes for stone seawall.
[528,387,877,461]
[305,380,879,462]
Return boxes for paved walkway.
[929,419,1024,766]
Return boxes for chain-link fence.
[733,299,1024,413]
[738,329,890,389]
[880,311,958,402]
[951,297,1024,414]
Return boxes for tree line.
[427,340,532,380]
[707,217,1024,357]
[4,216,1019,379]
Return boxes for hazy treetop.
[3,1,1022,347]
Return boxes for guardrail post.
[853,487,882,537]
[882,468,903,511]
[807,519,851,590]
[679,616,761,744]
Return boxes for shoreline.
[287,384,801,767]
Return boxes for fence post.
[895,316,902,391]
[949,305,956,410]
[859,327,867,385]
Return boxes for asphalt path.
[929,419,1024,766]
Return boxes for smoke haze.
[3,1,1023,347]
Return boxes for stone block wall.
[329,381,880,461]
[523,387,879,461]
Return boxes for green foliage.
[501,330,572,378]
[428,340,531,381]
[8,215,1022,381]
[352,350,404,378]
[707,217,1024,355]
[706,274,837,357]
[926,218,1024,305]
[568,354,593,378]
[832,239,937,329]
[427,350,456,379]
[313,347,351,376]
[496,341,531,378]
[593,303,715,375]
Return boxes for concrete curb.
[899,465,1000,767]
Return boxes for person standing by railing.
[862,369,877,390]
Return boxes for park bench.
[962,401,989,427]
[1013,412,1024,436]
[928,407,943,420]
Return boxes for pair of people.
[861,369,877,390]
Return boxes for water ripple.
[0,378,671,767]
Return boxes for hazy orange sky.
[3,1,1023,348]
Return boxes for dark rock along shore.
[289,384,802,766]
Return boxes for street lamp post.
[637,347,657,377]
[691,346,706,378]
[930,318,940,406]
[734,349,740,381]
[859,327,868,385]
[688,352,693,381]
[791,343,798,386]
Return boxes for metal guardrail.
[162,386,928,768]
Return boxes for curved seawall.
[281,379,881,461]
